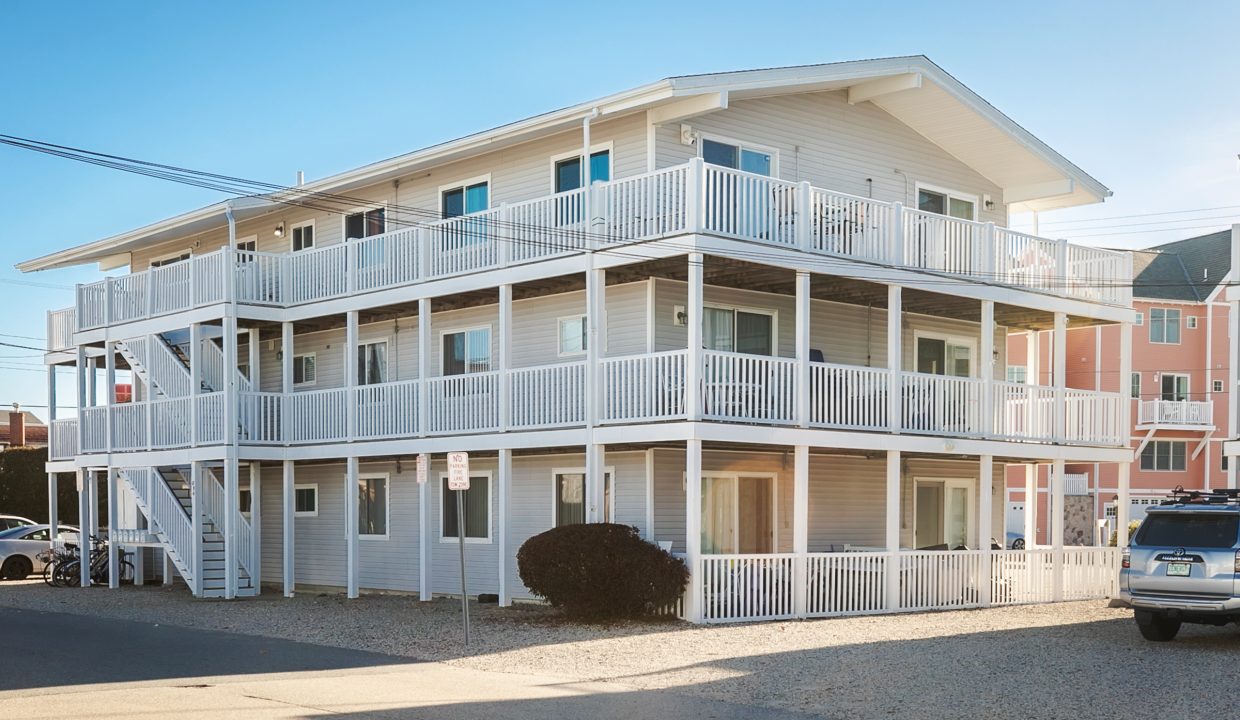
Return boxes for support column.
[345,455,359,599]
[644,449,655,542]
[282,460,294,597]
[683,439,703,623]
[795,272,811,428]
[418,298,430,437]
[1051,458,1065,602]
[686,253,703,422]
[189,323,201,445]
[88,467,99,539]
[1024,464,1037,548]
[498,284,512,432]
[281,321,293,445]
[978,455,993,606]
[190,461,203,596]
[250,461,261,595]
[47,473,58,550]
[497,448,512,606]
[1117,462,1132,547]
[419,466,430,601]
[163,551,174,586]
[792,445,809,617]
[104,341,116,453]
[887,286,902,434]
[247,328,260,389]
[885,450,901,611]
[586,443,605,523]
[980,301,995,435]
[76,346,87,452]
[1053,312,1067,442]
[585,266,606,427]
[106,469,118,589]
[346,311,358,442]
[224,456,239,599]
[77,469,90,589]
[223,314,239,599]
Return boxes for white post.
[189,323,201,445]
[282,459,294,598]
[88,466,99,541]
[250,461,261,594]
[499,284,512,432]
[47,473,58,549]
[1053,313,1067,442]
[644,448,655,542]
[793,445,809,617]
[686,253,704,421]
[163,551,174,586]
[585,267,604,427]
[684,439,703,623]
[498,447,512,606]
[345,455,359,599]
[981,300,995,436]
[418,298,430,437]
[282,321,293,445]
[1051,458,1065,602]
[887,285,902,434]
[76,346,86,452]
[796,181,812,252]
[106,468,118,589]
[419,467,430,601]
[885,449,901,611]
[77,470,91,589]
[224,455,239,599]
[978,454,993,606]
[248,328,260,390]
[346,310,358,442]
[1117,462,1132,547]
[191,461,203,596]
[104,341,115,453]
[795,271,811,428]
[586,443,605,523]
[1024,463,1037,548]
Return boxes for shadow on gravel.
[0,607,409,692]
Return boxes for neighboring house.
[23,56,1135,623]
[0,410,48,449]
[1006,230,1232,545]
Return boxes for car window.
[22,529,49,542]
[1135,514,1240,548]
[0,525,24,538]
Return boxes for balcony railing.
[65,160,1131,336]
[1138,399,1214,426]
[49,418,78,460]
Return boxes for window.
[1135,514,1239,549]
[442,327,491,375]
[554,150,611,193]
[1161,374,1189,402]
[701,138,773,176]
[1215,380,1225,394]
[294,484,318,516]
[441,474,490,541]
[1134,312,1144,326]
[1187,315,1199,329]
[1139,441,1187,472]
[1006,366,1027,384]
[291,221,315,252]
[915,334,974,377]
[700,473,777,554]
[915,478,975,549]
[558,315,587,356]
[239,489,252,514]
[150,251,191,268]
[358,474,388,538]
[345,208,386,240]
[1149,308,1181,344]
[1131,372,1141,399]
[553,468,613,526]
[1223,454,1229,472]
[703,306,775,355]
[235,236,257,253]
[441,182,489,218]
[917,186,976,221]
[356,341,388,385]
[292,353,316,386]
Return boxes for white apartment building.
[25,57,1135,623]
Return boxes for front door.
[915,478,976,549]
[701,473,776,554]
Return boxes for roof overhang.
[17,55,1109,273]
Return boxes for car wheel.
[1135,610,1182,641]
[1,556,31,581]
[1011,538,1025,550]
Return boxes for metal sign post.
[447,451,471,644]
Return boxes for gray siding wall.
[655,91,1008,225]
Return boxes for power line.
[1065,223,1235,239]
[0,332,46,342]
[1041,204,1240,227]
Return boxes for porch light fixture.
[274,222,285,238]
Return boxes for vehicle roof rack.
[1161,485,1240,506]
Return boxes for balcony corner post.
[417,297,430,437]
[1056,238,1069,297]
[796,181,812,252]
[498,203,511,266]
[978,454,994,606]
[884,449,901,612]
[890,202,905,266]
[792,445,809,618]
[417,226,430,282]
[795,271,811,428]
[887,285,902,434]
[499,284,512,432]
[345,310,358,442]
[346,240,357,296]
[104,276,114,326]
[981,300,995,437]
[686,253,704,422]
[983,221,997,281]
[686,157,705,234]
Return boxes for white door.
[915,478,976,549]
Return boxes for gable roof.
[1131,230,1232,302]
[17,55,1110,273]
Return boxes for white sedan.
[0,525,78,580]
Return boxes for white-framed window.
[150,250,191,268]
[358,472,389,539]
[292,353,316,387]
[235,235,257,255]
[1149,308,1181,344]
[551,145,612,193]
[239,489,252,515]
[1134,312,1144,326]
[700,472,778,554]
[1006,366,1027,384]
[1222,454,1229,472]
[440,177,490,218]
[914,332,976,377]
[1187,315,1199,329]
[557,315,587,356]
[291,220,315,252]
[294,484,318,517]
[552,467,614,526]
[440,472,491,542]
[915,183,978,221]
[344,207,386,241]
[703,304,776,356]
[914,477,976,549]
[699,135,776,177]
[1214,380,1225,393]
[441,326,491,375]
[1131,372,1141,399]
[356,340,388,385]
[1140,441,1187,472]
[1161,373,1189,402]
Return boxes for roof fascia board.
[646,92,728,125]
[1003,178,1076,205]
[847,72,922,105]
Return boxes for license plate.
[1166,562,1191,577]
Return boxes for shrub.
[517,523,688,620]
[1108,519,1142,547]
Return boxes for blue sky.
[2,1,1238,419]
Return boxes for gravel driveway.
[2,580,1236,719]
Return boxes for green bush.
[517,523,688,620]
[1109,519,1142,547]
[0,447,74,523]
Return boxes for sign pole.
[457,488,470,644]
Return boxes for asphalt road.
[0,607,814,719]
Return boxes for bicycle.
[52,536,134,587]
[37,545,78,587]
